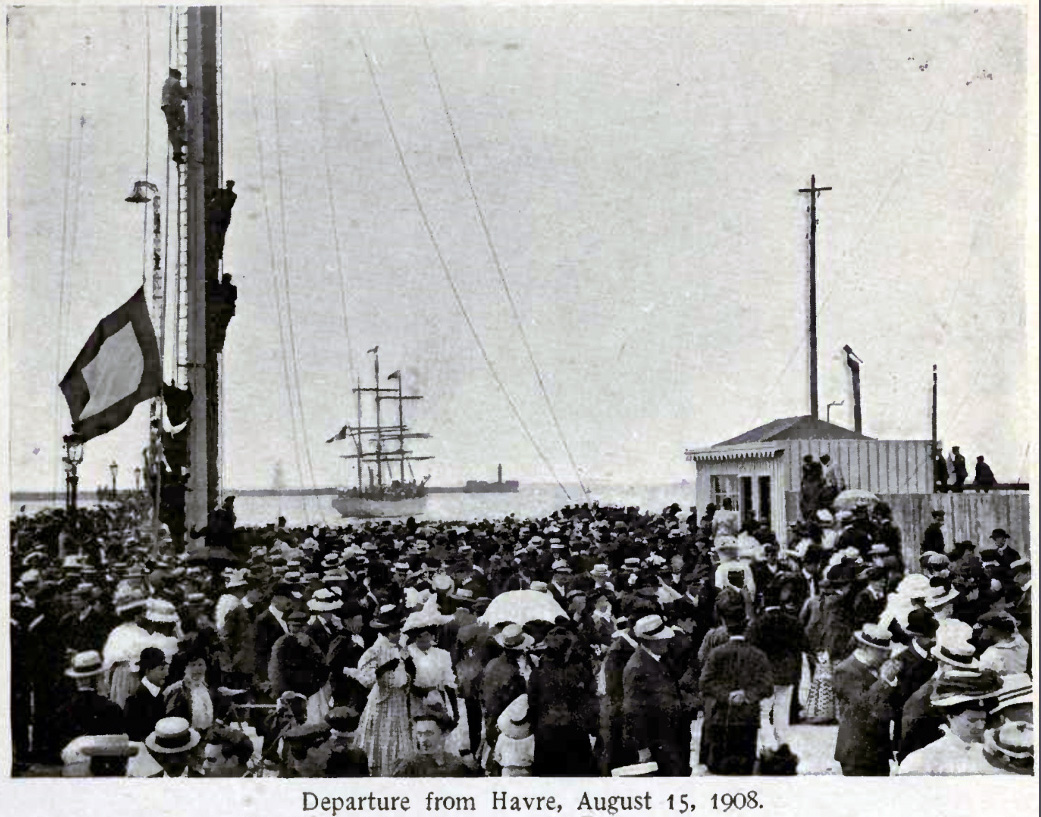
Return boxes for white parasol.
[478,589,567,627]
[832,489,879,511]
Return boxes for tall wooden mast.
[184,7,222,531]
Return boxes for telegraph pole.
[799,175,831,420]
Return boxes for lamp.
[125,180,158,203]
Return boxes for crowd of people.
[9,483,1033,778]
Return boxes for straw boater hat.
[529,581,550,593]
[308,587,344,613]
[930,619,979,669]
[853,622,892,651]
[66,650,105,679]
[496,623,534,651]
[988,673,1033,716]
[590,564,611,578]
[497,694,532,740]
[145,717,201,755]
[982,720,1034,775]
[431,573,454,593]
[633,614,675,641]
[895,574,933,601]
[622,557,642,572]
[931,668,1002,708]
[80,734,139,758]
[448,586,474,604]
[551,559,572,574]
[924,583,959,609]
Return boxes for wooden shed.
[685,415,932,541]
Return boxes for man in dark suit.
[481,624,532,755]
[832,624,898,775]
[700,609,774,775]
[253,585,293,685]
[622,614,692,776]
[123,647,170,741]
[54,651,126,757]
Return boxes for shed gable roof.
[713,414,874,447]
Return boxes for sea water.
[11,481,695,528]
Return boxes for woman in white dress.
[353,605,413,777]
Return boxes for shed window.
[711,475,740,513]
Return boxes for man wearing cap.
[700,607,774,775]
[622,614,693,776]
[921,510,946,555]
[832,624,898,775]
[124,647,170,741]
[393,704,470,777]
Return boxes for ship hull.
[331,494,427,519]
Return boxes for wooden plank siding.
[780,439,932,495]
[783,490,1030,571]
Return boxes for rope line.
[311,36,357,390]
[416,15,589,496]
[360,35,571,501]
[271,66,321,501]
[241,32,309,501]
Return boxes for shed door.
[740,476,753,524]
[759,475,771,523]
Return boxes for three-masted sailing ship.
[328,349,432,518]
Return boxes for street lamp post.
[110,461,119,497]
[63,434,84,519]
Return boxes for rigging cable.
[311,33,357,389]
[271,65,323,507]
[360,34,571,500]
[416,15,589,496]
[241,32,309,502]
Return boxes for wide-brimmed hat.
[448,587,474,604]
[931,619,978,668]
[307,587,344,613]
[590,564,611,578]
[79,734,139,758]
[924,584,959,609]
[868,543,890,557]
[982,720,1034,774]
[145,717,201,754]
[145,598,179,624]
[989,673,1033,715]
[113,584,148,615]
[403,599,451,632]
[853,623,892,651]
[66,650,105,678]
[550,559,571,574]
[896,574,933,600]
[496,623,534,650]
[989,528,1009,540]
[497,693,531,740]
[931,668,1002,707]
[633,614,675,641]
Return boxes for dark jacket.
[622,646,691,776]
[747,608,810,686]
[54,688,126,752]
[833,654,897,774]
[253,608,289,683]
[124,682,168,741]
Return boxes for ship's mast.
[373,352,382,488]
[397,376,405,481]
[355,376,363,492]
[184,7,223,531]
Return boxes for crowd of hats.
[9,493,1034,777]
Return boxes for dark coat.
[320,734,370,777]
[123,683,168,741]
[528,650,598,776]
[253,609,289,683]
[53,688,126,754]
[481,653,528,748]
[622,646,691,776]
[852,587,887,629]
[599,634,638,772]
[747,608,810,686]
[268,631,329,698]
[832,654,897,774]
[699,638,774,775]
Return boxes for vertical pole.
[799,176,830,421]
[808,177,818,420]
[932,364,939,492]
[356,377,363,492]
[398,379,405,482]
[373,353,383,488]
[184,7,220,532]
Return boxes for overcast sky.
[6,4,1033,494]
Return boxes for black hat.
[138,646,167,673]
[990,528,1009,540]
